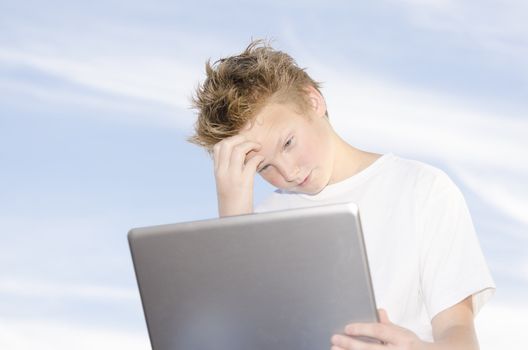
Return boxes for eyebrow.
[275,133,286,153]
[257,131,289,173]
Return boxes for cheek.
[297,151,313,167]
[261,171,286,188]
[296,140,319,167]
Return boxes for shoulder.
[366,154,459,203]
[387,154,447,181]
[387,154,459,194]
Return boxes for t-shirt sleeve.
[418,170,495,321]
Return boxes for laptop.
[128,202,379,350]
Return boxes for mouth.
[298,171,311,187]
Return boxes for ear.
[305,85,327,118]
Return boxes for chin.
[296,182,326,195]
[305,185,325,195]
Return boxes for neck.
[328,133,379,184]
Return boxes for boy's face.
[243,99,335,194]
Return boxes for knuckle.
[331,335,346,348]
[219,137,233,147]
[251,155,264,164]
[232,144,248,155]
[404,332,417,346]
[221,138,233,147]
[345,324,356,334]
[225,134,242,144]
[374,325,387,339]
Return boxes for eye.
[284,137,293,149]
[258,164,269,173]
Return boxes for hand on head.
[213,133,264,217]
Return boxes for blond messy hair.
[188,39,326,152]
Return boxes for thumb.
[378,308,391,324]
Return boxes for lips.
[298,171,311,187]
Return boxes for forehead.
[242,102,302,160]
[242,102,300,143]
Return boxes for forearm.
[424,324,479,350]
[331,305,479,350]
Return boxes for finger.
[229,141,261,172]
[377,309,391,324]
[214,135,250,173]
[243,154,264,177]
[331,334,385,350]
[330,346,346,350]
[344,323,397,344]
[220,133,250,148]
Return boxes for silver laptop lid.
[129,202,378,350]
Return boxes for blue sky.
[1,1,527,349]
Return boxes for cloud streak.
[310,65,527,229]
[475,301,528,350]
[0,48,195,109]
[0,301,525,350]
[0,318,149,350]
[395,0,528,59]
[318,65,527,170]
[0,278,139,302]
[1,1,526,349]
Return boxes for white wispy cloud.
[2,2,526,349]
[0,8,235,123]
[0,278,138,302]
[394,0,528,60]
[3,22,526,273]
[0,318,149,350]
[319,65,527,171]
[0,48,196,108]
[475,301,528,350]
[0,301,523,350]
[450,164,528,227]
[6,41,523,176]
[300,63,528,230]
[0,76,186,129]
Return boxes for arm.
[330,296,479,350]
[429,296,478,350]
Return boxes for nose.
[276,158,300,183]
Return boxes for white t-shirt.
[254,153,495,341]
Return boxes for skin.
[212,86,480,349]
[213,85,381,217]
[331,297,478,350]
